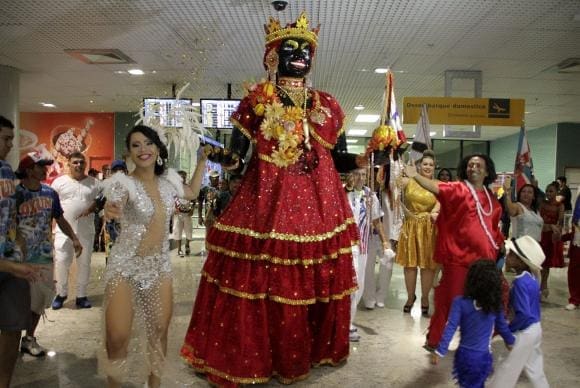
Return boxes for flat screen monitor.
[200,99,240,130]
[143,98,192,127]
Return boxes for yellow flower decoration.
[283,106,303,122]
[253,81,307,168]
[265,101,285,119]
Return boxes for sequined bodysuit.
[99,172,178,381]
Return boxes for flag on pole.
[513,125,534,194]
[409,104,432,162]
[386,71,407,145]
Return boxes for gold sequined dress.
[395,178,438,269]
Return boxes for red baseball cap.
[15,151,53,177]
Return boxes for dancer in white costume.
[363,153,404,309]
[100,125,206,388]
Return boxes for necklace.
[465,181,499,250]
[277,84,307,108]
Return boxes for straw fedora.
[505,235,545,271]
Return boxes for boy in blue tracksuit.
[489,235,549,388]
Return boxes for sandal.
[421,305,429,317]
[403,295,416,313]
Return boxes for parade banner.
[402,97,525,126]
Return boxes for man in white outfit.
[51,152,101,309]
[363,154,404,309]
[345,168,394,341]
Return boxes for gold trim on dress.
[230,118,256,143]
[310,128,334,149]
[182,344,319,385]
[202,271,357,305]
[212,218,356,243]
[206,242,356,266]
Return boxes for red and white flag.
[387,71,407,145]
[513,125,534,194]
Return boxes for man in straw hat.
[489,235,549,388]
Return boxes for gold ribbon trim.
[212,218,356,243]
[230,118,256,143]
[182,344,344,385]
[206,242,356,266]
[202,270,357,305]
[310,128,334,149]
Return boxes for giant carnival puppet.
[180,11,379,386]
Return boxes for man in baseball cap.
[14,152,53,179]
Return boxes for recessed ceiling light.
[347,129,368,136]
[355,114,380,123]
[151,70,157,74]
[374,68,389,74]
[354,105,365,110]
[128,69,144,75]
[114,70,126,74]
[89,100,94,104]
[40,102,56,108]
[346,139,359,144]
[429,131,437,136]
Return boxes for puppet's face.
[278,38,312,78]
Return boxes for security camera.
[271,1,288,11]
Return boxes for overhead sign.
[402,97,525,126]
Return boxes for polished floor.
[11,233,580,387]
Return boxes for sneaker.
[376,302,385,308]
[75,297,92,309]
[349,331,361,342]
[185,247,191,255]
[178,250,184,257]
[51,294,67,310]
[565,303,578,311]
[21,336,46,357]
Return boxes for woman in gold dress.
[396,150,439,317]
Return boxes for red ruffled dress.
[181,83,359,386]
[540,200,565,268]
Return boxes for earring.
[156,155,163,166]
[265,48,279,81]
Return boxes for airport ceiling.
[1,0,580,143]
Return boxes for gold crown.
[264,11,319,47]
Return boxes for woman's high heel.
[421,305,430,317]
[403,294,417,313]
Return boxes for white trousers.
[173,213,193,240]
[54,231,94,298]
[362,235,394,308]
[489,322,549,388]
[350,245,366,328]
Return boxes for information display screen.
[200,99,240,129]
[143,98,192,127]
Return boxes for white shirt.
[51,174,101,235]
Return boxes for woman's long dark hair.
[457,153,497,186]
[437,168,453,181]
[517,183,539,212]
[464,259,502,314]
[125,125,168,176]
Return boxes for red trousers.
[427,265,468,348]
[568,244,580,305]
[426,263,509,348]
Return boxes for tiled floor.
[11,235,580,387]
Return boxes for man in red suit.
[405,153,504,350]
